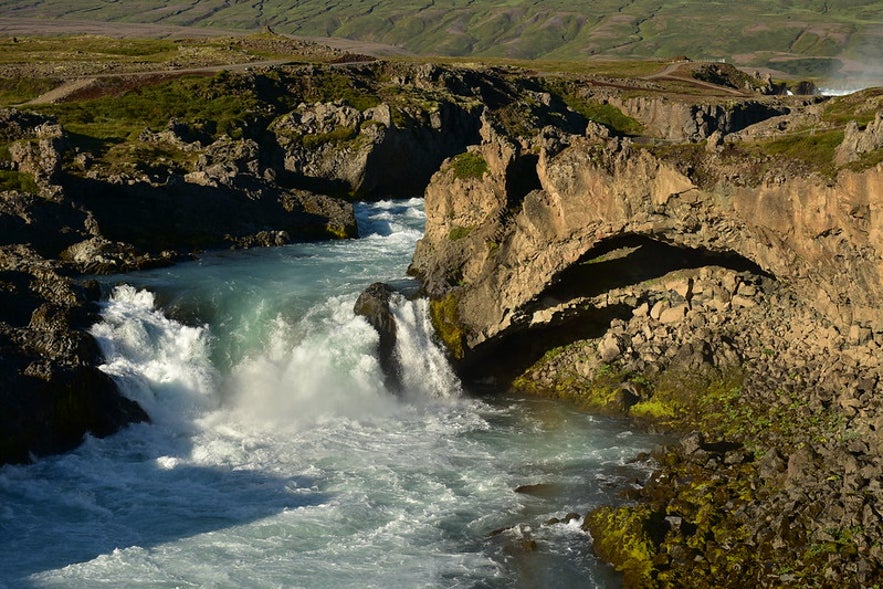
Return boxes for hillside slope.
[1,0,882,80]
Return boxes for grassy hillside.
[1,0,882,80]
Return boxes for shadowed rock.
[354,282,402,393]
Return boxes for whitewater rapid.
[0,199,661,588]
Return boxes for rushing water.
[0,199,662,588]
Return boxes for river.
[0,199,661,588]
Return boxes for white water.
[0,199,661,588]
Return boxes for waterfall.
[2,199,661,589]
[391,295,463,401]
[89,284,220,428]
[90,285,463,436]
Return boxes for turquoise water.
[0,200,661,588]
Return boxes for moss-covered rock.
[583,503,663,587]
[449,150,489,180]
[429,291,465,360]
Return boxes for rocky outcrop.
[272,98,481,198]
[0,245,148,464]
[413,123,883,358]
[7,122,65,192]
[61,177,358,271]
[1,109,66,200]
[354,282,402,392]
[411,88,883,585]
[609,95,790,142]
[836,111,883,166]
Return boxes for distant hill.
[1,0,881,81]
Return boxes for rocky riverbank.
[408,72,883,585]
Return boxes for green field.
[1,0,881,78]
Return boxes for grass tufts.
[449,151,488,180]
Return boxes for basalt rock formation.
[413,124,883,357]
[410,83,883,585]
[0,244,148,464]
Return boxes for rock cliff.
[412,90,883,361]
[410,85,883,585]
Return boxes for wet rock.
[615,384,641,412]
[513,483,560,497]
[0,245,148,464]
[354,282,401,393]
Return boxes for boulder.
[354,282,402,393]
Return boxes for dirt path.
[20,58,301,105]
[24,78,98,105]
[642,61,749,97]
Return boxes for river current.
[0,199,661,588]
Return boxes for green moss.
[751,129,844,176]
[99,140,195,176]
[0,77,60,106]
[629,398,676,420]
[447,225,473,241]
[37,72,263,145]
[542,79,643,136]
[300,125,358,149]
[300,71,381,112]
[512,351,632,413]
[449,151,488,180]
[429,292,464,360]
[0,170,38,193]
[493,101,543,139]
[580,101,644,136]
[584,504,659,587]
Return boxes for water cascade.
[0,199,662,588]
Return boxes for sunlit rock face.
[411,103,883,367]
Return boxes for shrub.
[449,151,488,180]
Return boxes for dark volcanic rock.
[0,190,92,258]
[65,178,358,261]
[0,245,148,464]
[354,282,401,393]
